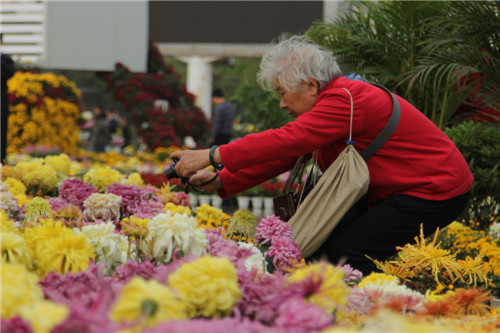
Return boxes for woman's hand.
[170,149,211,178]
[189,169,222,193]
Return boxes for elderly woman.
[170,35,473,274]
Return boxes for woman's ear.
[307,78,319,96]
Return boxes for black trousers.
[308,191,470,275]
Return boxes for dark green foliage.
[444,121,500,230]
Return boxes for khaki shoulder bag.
[286,84,401,257]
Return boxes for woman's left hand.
[170,149,211,178]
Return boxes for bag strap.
[360,84,401,161]
[283,155,308,192]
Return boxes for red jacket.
[218,77,473,205]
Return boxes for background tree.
[306,0,499,128]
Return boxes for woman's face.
[274,79,319,118]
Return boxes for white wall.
[41,0,148,72]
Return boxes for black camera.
[164,158,180,179]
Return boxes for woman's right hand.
[189,169,222,193]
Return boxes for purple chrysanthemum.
[274,296,334,332]
[342,264,363,285]
[130,199,164,218]
[113,259,158,283]
[59,178,98,210]
[254,215,293,245]
[265,236,302,272]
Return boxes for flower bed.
[1,153,499,332]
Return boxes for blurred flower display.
[1,151,499,332]
[6,72,82,156]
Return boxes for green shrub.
[445,121,500,230]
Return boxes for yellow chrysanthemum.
[457,256,491,288]
[287,262,350,313]
[125,172,145,187]
[110,276,186,328]
[228,209,257,241]
[1,262,44,318]
[36,228,95,277]
[18,300,68,333]
[23,197,54,222]
[4,176,27,196]
[0,210,20,234]
[22,164,59,195]
[44,154,71,179]
[83,166,123,192]
[195,204,225,228]
[358,272,400,288]
[124,215,151,229]
[168,256,242,318]
[164,202,192,216]
[23,218,68,254]
[1,231,33,269]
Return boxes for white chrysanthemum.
[361,282,425,312]
[145,211,208,262]
[83,193,122,221]
[238,242,267,274]
[73,222,127,267]
[0,183,19,216]
[489,222,500,240]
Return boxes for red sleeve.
[217,157,297,198]
[219,89,358,172]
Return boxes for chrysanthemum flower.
[195,204,226,229]
[22,164,58,195]
[1,262,44,319]
[360,281,425,313]
[164,202,192,216]
[358,272,400,288]
[154,184,178,204]
[47,196,69,211]
[145,212,207,263]
[44,153,71,181]
[4,176,26,196]
[36,228,95,277]
[17,300,68,333]
[0,210,20,234]
[287,262,350,314]
[83,166,123,192]
[59,178,98,210]
[125,172,145,187]
[110,276,186,328]
[228,209,257,241]
[446,288,492,316]
[0,183,19,216]
[121,219,149,239]
[168,256,242,318]
[238,242,267,274]
[73,222,127,268]
[23,218,68,255]
[254,214,292,246]
[457,255,491,288]
[23,197,53,222]
[83,193,122,222]
[273,296,333,332]
[1,231,33,269]
[265,236,302,272]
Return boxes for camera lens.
[164,158,179,179]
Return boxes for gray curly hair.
[257,35,342,93]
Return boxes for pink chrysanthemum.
[1,316,34,333]
[47,197,69,212]
[130,199,164,219]
[274,296,334,332]
[106,183,142,217]
[254,215,292,245]
[342,264,363,285]
[59,179,98,210]
[174,191,190,207]
[236,271,288,324]
[265,236,302,272]
[143,317,276,333]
